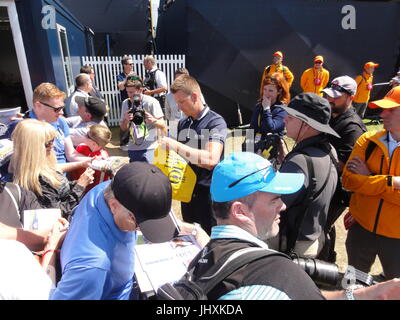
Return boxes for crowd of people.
[0,52,400,301]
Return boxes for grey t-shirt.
[119,94,164,151]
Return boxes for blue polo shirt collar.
[29,109,58,125]
[190,105,209,122]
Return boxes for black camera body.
[129,94,145,126]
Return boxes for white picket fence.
[81,55,186,126]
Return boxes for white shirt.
[65,90,89,117]
[150,67,168,97]
[164,92,183,121]
[0,240,53,300]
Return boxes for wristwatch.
[345,287,356,300]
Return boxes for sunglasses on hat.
[330,83,352,96]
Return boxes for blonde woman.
[10,119,94,218]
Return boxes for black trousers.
[346,222,400,280]
[181,185,216,235]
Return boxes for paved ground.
[106,126,383,276]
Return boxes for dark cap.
[283,93,340,138]
[75,96,107,118]
[111,162,178,243]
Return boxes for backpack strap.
[190,247,289,296]
[365,140,376,162]
[4,182,22,220]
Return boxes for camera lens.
[132,110,145,125]
[292,257,339,287]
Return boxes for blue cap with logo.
[211,152,305,202]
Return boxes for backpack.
[281,147,334,255]
[144,68,160,91]
[156,247,289,300]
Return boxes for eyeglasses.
[39,101,64,113]
[330,83,352,96]
[228,165,272,188]
[314,61,322,65]
[45,138,55,148]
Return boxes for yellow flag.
[153,147,197,203]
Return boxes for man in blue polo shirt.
[160,75,227,234]
[117,55,139,105]
[51,162,179,300]
[5,83,92,164]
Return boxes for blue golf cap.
[211,152,305,202]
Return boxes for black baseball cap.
[111,162,179,243]
[75,96,107,118]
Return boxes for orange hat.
[273,51,283,58]
[369,86,400,109]
[364,61,379,69]
[314,55,324,63]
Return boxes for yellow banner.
[153,147,197,203]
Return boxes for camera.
[129,94,146,125]
[254,133,280,160]
[290,253,381,288]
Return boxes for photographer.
[119,79,167,163]
[186,151,400,300]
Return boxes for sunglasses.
[228,165,273,188]
[45,138,55,148]
[127,76,140,81]
[314,61,322,64]
[124,63,134,66]
[40,101,64,113]
[330,83,352,96]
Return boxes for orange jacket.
[342,130,400,239]
[353,72,374,103]
[300,67,329,96]
[259,63,294,96]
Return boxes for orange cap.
[369,86,400,109]
[314,55,324,63]
[273,51,283,58]
[364,61,379,69]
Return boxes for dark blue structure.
[156,0,400,126]
[0,0,93,111]
[59,0,151,56]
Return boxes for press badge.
[255,133,262,144]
